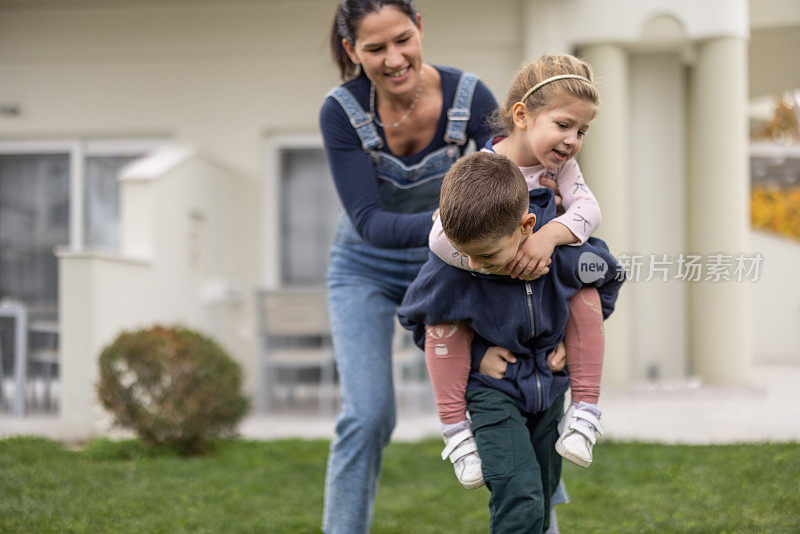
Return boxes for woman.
[319,1,497,532]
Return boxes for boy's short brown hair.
[439,151,529,245]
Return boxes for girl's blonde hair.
[493,54,599,133]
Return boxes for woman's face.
[343,6,424,99]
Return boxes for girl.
[320,1,498,531]
[427,54,607,488]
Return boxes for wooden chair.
[254,287,336,414]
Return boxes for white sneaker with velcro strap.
[555,402,604,468]
[441,427,484,489]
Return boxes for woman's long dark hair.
[329,0,418,81]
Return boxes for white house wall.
[749,0,800,29]
[125,155,257,395]
[749,26,800,99]
[58,252,153,437]
[629,53,689,380]
[0,0,522,178]
[750,231,800,363]
[58,150,256,438]
[749,0,800,99]
[523,0,748,51]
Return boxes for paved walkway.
[240,360,800,444]
[600,361,800,444]
[3,361,799,444]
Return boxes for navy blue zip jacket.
[397,188,624,415]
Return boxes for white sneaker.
[441,427,484,489]
[555,402,604,468]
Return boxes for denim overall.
[322,72,479,534]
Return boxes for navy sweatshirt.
[319,66,498,248]
[397,188,624,415]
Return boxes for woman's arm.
[465,78,499,150]
[320,98,433,249]
[320,77,497,249]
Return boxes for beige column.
[521,0,570,58]
[577,44,632,386]
[687,37,751,385]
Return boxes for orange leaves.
[751,186,800,240]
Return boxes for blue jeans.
[322,217,427,534]
[322,73,479,532]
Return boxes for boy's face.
[453,213,536,273]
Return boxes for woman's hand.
[547,342,566,372]
[478,346,517,379]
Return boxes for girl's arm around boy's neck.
[505,221,579,279]
[539,220,579,247]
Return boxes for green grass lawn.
[1,437,798,533]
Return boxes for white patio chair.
[254,287,336,415]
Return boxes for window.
[84,155,138,250]
[0,139,166,315]
[0,154,69,313]
[279,147,341,286]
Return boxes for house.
[1,0,798,439]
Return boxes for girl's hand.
[547,342,566,372]
[504,232,556,279]
[478,346,517,379]
[539,176,565,215]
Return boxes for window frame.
[0,138,168,251]
[263,133,331,289]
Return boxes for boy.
[398,151,623,533]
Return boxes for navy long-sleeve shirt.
[319,66,498,248]
[398,188,625,414]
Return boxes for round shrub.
[97,325,249,455]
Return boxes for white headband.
[519,74,593,104]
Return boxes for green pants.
[466,388,564,534]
